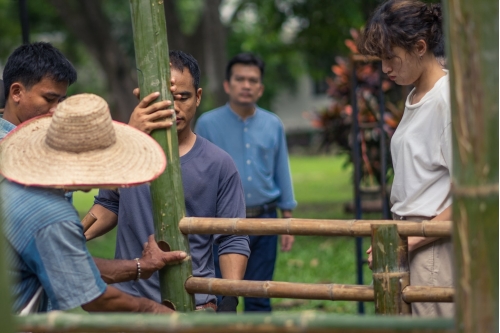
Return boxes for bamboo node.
[452,183,499,197]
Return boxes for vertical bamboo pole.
[371,223,411,315]
[129,0,194,312]
[443,0,498,331]
[0,194,15,332]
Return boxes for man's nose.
[381,60,390,74]
[242,79,251,88]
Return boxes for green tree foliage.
[224,0,379,109]
[0,0,394,117]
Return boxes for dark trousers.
[213,210,278,312]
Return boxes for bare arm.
[280,210,294,252]
[367,205,453,268]
[82,285,173,313]
[84,204,118,241]
[94,235,187,284]
[407,205,452,252]
[219,254,248,280]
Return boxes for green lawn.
[74,154,377,314]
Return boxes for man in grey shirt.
[85,50,250,312]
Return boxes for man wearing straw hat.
[85,50,250,312]
[0,92,190,313]
[0,42,188,313]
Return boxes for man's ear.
[196,88,202,107]
[9,83,23,103]
[257,84,264,99]
[223,80,230,95]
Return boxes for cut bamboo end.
[402,286,454,303]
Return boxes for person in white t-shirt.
[357,0,453,317]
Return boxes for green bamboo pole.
[443,0,499,331]
[16,312,454,333]
[0,186,15,332]
[129,0,194,312]
[371,224,411,315]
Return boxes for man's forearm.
[85,204,118,241]
[82,286,173,313]
[219,253,248,280]
[94,258,137,284]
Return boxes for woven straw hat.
[0,93,166,189]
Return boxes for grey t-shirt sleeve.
[213,159,250,258]
[94,189,120,215]
[31,221,107,311]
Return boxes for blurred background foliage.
[0,0,389,121]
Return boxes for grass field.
[74,154,377,314]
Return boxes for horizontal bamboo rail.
[185,278,454,303]
[179,218,452,237]
[403,286,454,303]
[16,312,454,333]
[185,277,374,301]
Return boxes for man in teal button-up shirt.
[195,53,297,312]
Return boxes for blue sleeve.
[27,221,107,311]
[94,189,120,215]
[274,123,297,211]
[213,159,250,258]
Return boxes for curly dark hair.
[357,0,444,59]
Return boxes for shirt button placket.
[243,121,252,201]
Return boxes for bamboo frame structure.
[129,0,194,311]
[443,0,499,332]
[402,286,454,303]
[184,277,454,304]
[16,312,454,333]
[180,218,452,237]
[371,224,411,315]
[185,277,374,301]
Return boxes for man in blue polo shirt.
[195,53,297,312]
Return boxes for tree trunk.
[443,0,499,332]
[129,0,194,312]
[164,0,227,113]
[46,0,138,122]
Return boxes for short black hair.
[3,42,77,99]
[169,50,200,90]
[225,53,265,81]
